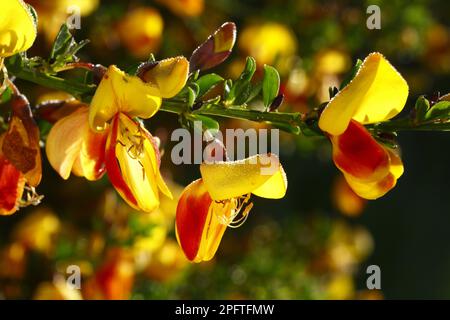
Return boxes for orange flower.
[46,58,188,212]
[83,248,134,300]
[176,154,287,262]
[319,53,408,199]
[117,7,163,59]
[0,93,42,215]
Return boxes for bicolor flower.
[0,93,42,215]
[46,57,188,212]
[0,0,37,58]
[319,52,409,199]
[176,154,287,263]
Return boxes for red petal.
[176,179,213,261]
[0,155,25,215]
[105,115,138,208]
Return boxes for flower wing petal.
[319,52,409,135]
[0,0,37,57]
[200,153,287,200]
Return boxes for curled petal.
[89,65,162,131]
[0,148,25,215]
[137,56,189,98]
[176,179,233,262]
[337,131,404,200]
[330,120,390,182]
[319,52,409,135]
[200,154,287,201]
[46,107,107,181]
[105,113,171,212]
[0,0,37,57]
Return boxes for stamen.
[214,193,253,228]
[19,186,44,208]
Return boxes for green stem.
[8,65,450,134]
[371,118,450,132]
[11,67,96,99]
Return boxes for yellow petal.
[252,165,288,199]
[319,52,409,135]
[0,0,37,57]
[200,154,287,201]
[89,65,162,131]
[138,56,189,98]
[344,172,396,200]
[109,113,169,212]
[386,147,404,179]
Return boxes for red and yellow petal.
[330,120,390,182]
[105,113,171,212]
[175,179,232,262]
[340,142,404,200]
[46,107,107,181]
[138,57,189,98]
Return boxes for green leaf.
[414,95,430,121]
[339,59,362,90]
[0,87,13,104]
[187,87,196,107]
[50,24,73,60]
[226,57,256,104]
[196,74,224,97]
[240,56,257,82]
[262,65,280,108]
[425,101,450,121]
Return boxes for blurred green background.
[0,0,449,299]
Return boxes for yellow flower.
[27,0,99,45]
[12,208,61,254]
[117,7,163,59]
[89,59,187,212]
[155,0,204,17]
[0,0,37,58]
[144,239,188,282]
[176,154,287,263]
[34,278,82,300]
[319,52,409,199]
[239,23,297,73]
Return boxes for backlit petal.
[200,154,287,201]
[138,56,189,98]
[46,107,107,180]
[106,114,170,212]
[0,0,37,57]
[319,52,409,135]
[176,179,233,262]
[89,65,162,131]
